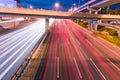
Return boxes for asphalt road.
[0,19,46,80]
[35,19,120,80]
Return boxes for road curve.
[35,19,120,80]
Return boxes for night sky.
[19,0,88,11]
[19,0,120,11]
[0,0,119,11]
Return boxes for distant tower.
[14,0,22,8]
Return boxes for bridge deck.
[0,7,120,19]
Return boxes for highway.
[0,18,25,29]
[0,19,46,80]
[35,19,120,80]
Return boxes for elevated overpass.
[0,7,120,19]
[76,0,120,12]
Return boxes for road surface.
[35,19,120,80]
[0,19,46,80]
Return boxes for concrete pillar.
[88,20,93,31]
[88,20,90,30]
[89,10,92,14]
[117,29,120,37]
[90,23,94,31]
[45,17,49,34]
[0,17,2,21]
[93,20,98,32]
[87,7,100,32]
[88,20,98,32]
[13,17,16,28]
[95,11,98,15]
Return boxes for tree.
[106,9,119,15]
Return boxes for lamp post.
[72,3,77,12]
[30,5,33,9]
[74,7,77,11]
[55,2,59,11]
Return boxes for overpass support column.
[88,20,93,31]
[45,17,49,34]
[93,20,98,32]
[88,20,98,32]
[13,17,16,28]
[117,30,120,37]
[0,17,2,21]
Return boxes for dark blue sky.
[19,0,120,11]
[19,0,84,11]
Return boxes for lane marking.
[107,59,120,71]
[90,58,106,80]
[57,57,59,78]
[86,39,93,46]
[73,57,82,79]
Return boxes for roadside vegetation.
[73,19,120,47]
[95,32,120,47]
[97,25,118,36]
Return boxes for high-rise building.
[0,0,17,8]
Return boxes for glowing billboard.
[0,0,16,8]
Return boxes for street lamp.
[30,5,33,9]
[55,2,59,11]
[68,8,73,12]
[73,3,76,6]
[74,7,77,11]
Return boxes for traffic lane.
[0,20,45,80]
[38,19,82,80]
[40,27,55,80]
[62,20,104,80]
[0,30,40,70]
[0,20,44,42]
[0,28,35,56]
[59,23,74,80]
[0,31,43,80]
[0,26,34,49]
[87,37,120,69]
[67,20,120,54]
[66,19,120,59]
[87,36,120,61]
[68,19,120,69]
[0,20,44,46]
[73,20,120,69]
[58,19,94,80]
[52,19,100,80]
[73,32,119,79]
[61,28,81,80]
[0,29,44,80]
[64,19,120,79]
[36,19,120,80]
[0,26,44,63]
[43,21,60,80]
[65,19,120,64]
[0,20,45,58]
